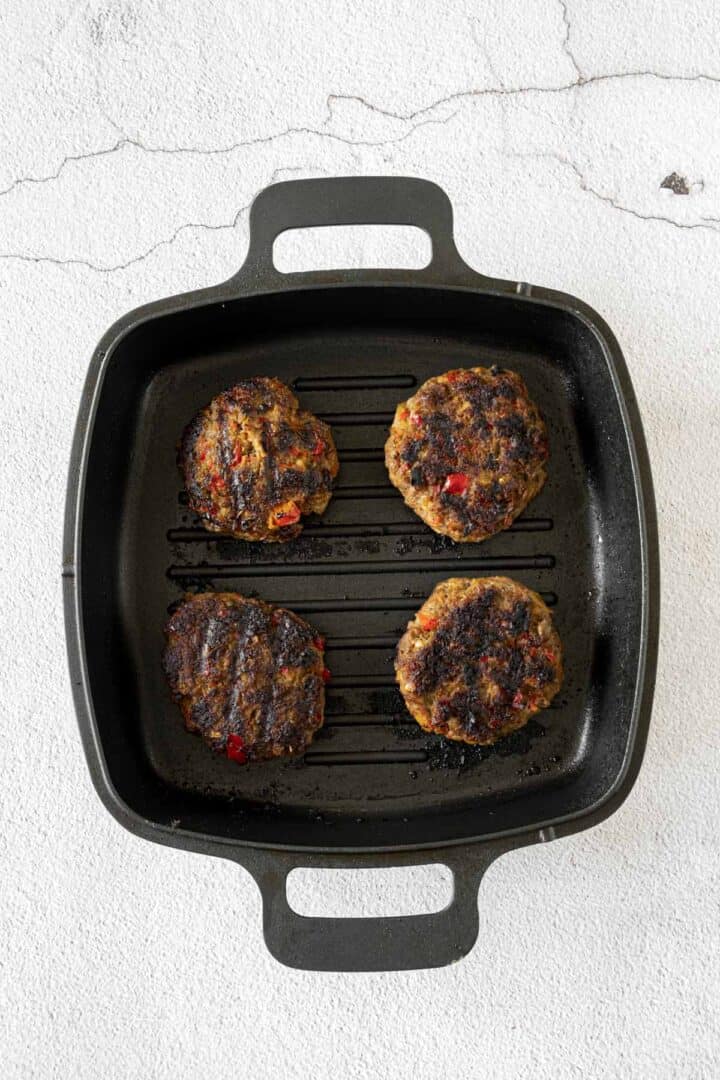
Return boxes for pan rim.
[64,277,658,857]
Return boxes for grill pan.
[64,176,658,971]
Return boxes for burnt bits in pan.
[163,592,328,763]
[395,577,563,746]
[385,366,548,542]
[180,377,339,542]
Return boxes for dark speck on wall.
[660,172,690,195]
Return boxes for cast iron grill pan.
[65,177,658,970]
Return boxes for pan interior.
[79,285,644,849]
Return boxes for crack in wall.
[558,0,584,82]
[0,106,455,201]
[0,165,309,273]
[3,71,720,203]
[0,109,457,271]
[324,70,720,124]
[0,208,254,273]
[2,60,719,271]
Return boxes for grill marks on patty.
[163,593,326,761]
[385,366,548,542]
[180,377,339,542]
[395,577,563,746]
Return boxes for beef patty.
[180,377,339,542]
[395,577,562,745]
[385,366,548,542]
[163,592,328,762]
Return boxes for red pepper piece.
[279,666,290,675]
[512,691,525,709]
[275,503,301,526]
[231,446,244,467]
[209,474,226,493]
[312,438,325,457]
[398,406,409,421]
[410,412,423,427]
[418,614,438,631]
[544,650,556,664]
[198,449,207,462]
[313,636,325,651]
[226,733,248,764]
[321,667,331,683]
[442,472,468,495]
[446,371,460,383]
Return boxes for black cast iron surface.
[64,176,658,970]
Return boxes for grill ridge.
[168,555,555,580]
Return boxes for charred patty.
[180,377,339,542]
[385,366,548,542]
[163,592,328,762]
[395,577,562,745]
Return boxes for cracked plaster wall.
[1,2,719,1078]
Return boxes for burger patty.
[163,592,328,762]
[180,377,339,542]
[395,577,563,745]
[385,366,548,542]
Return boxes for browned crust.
[163,592,326,762]
[180,377,339,542]
[395,577,563,745]
[385,366,548,542]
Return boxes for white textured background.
[1,2,719,1077]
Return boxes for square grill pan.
[64,177,658,970]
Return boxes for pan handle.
[241,846,503,971]
[230,176,492,286]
